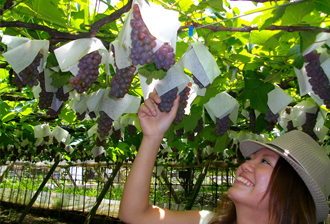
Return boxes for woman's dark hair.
[209,156,316,224]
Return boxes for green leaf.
[292,52,305,69]
[22,123,34,133]
[238,72,275,113]
[213,133,229,153]
[280,1,315,25]
[0,101,10,119]
[46,53,59,68]
[178,0,194,12]
[315,0,330,14]
[138,65,167,85]
[1,112,16,122]
[50,72,72,88]
[59,107,76,124]
[299,31,320,53]
[258,6,286,30]
[286,45,300,57]
[206,0,224,11]
[254,113,268,133]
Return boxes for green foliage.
[0,0,329,166]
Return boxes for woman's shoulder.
[199,210,213,224]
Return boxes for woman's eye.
[262,159,270,165]
[245,156,252,161]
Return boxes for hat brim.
[240,140,329,223]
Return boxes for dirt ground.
[0,202,124,224]
[0,204,72,224]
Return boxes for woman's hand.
[138,90,179,137]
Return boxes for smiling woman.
[118,91,330,224]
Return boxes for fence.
[0,161,237,219]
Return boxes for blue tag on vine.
[189,25,194,37]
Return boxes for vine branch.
[179,23,330,33]
[0,0,132,40]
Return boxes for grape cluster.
[302,112,318,140]
[304,51,330,109]
[13,71,23,90]
[192,75,210,88]
[55,87,69,101]
[286,120,297,132]
[38,72,54,110]
[194,118,204,134]
[76,111,86,121]
[129,4,156,66]
[174,86,190,124]
[97,111,114,138]
[187,131,195,142]
[112,127,122,141]
[69,51,102,93]
[213,114,230,136]
[47,104,63,118]
[110,66,136,98]
[249,111,256,133]
[17,52,43,88]
[157,87,178,112]
[96,137,106,147]
[264,107,279,132]
[89,111,96,119]
[175,127,184,137]
[127,124,137,136]
[152,43,176,70]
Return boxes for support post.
[18,160,60,223]
[84,161,123,224]
[185,160,210,210]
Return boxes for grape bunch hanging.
[97,111,114,138]
[152,43,176,70]
[38,72,54,110]
[192,75,210,88]
[16,52,43,88]
[110,66,136,98]
[304,51,330,109]
[264,107,279,132]
[129,4,157,66]
[69,50,102,93]
[55,86,69,101]
[157,87,178,112]
[173,86,190,124]
[213,114,230,136]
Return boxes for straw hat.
[239,130,330,222]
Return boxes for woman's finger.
[148,90,161,104]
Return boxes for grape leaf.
[50,71,72,88]
[299,31,320,53]
[315,0,330,15]
[238,72,274,114]
[138,65,167,85]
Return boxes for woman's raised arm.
[118,91,201,224]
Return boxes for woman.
[118,91,330,224]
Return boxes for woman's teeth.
[236,176,254,186]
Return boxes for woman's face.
[228,148,280,210]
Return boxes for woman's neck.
[235,204,270,224]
